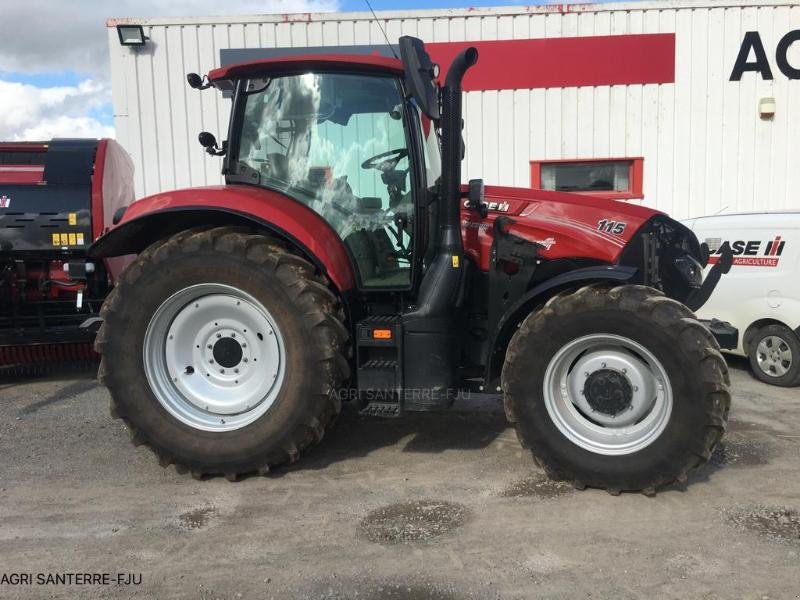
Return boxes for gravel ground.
[0,356,799,599]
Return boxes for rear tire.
[747,324,800,387]
[95,227,349,479]
[502,285,730,493]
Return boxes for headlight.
[674,254,703,287]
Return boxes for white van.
[683,211,800,387]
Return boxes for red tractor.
[90,38,735,492]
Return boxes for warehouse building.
[108,0,800,219]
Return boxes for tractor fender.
[484,265,639,388]
[88,185,356,291]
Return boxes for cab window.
[236,73,414,289]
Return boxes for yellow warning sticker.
[68,213,77,226]
[52,231,86,247]
[451,255,460,268]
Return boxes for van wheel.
[748,324,800,387]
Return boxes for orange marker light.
[372,329,392,340]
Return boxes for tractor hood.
[461,184,668,270]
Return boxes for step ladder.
[355,315,403,417]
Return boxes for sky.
[0,0,619,141]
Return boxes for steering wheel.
[361,148,409,172]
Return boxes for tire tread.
[501,284,731,494]
[95,226,349,480]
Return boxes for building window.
[530,158,644,200]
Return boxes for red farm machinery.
[0,139,133,373]
[86,38,736,492]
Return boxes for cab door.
[233,71,420,290]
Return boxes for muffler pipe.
[440,47,479,240]
[408,46,479,320]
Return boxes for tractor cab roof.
[208,54,404,82]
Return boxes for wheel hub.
[543,334,673,456]
[756,335,792,377]
[213,336,244,368]
[583,368,633,416]
[143,284,286,432]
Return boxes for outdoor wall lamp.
[117,25,148,47]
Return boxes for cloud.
[0,78,114,141]
[0,0,338,140]
[0,0,339,77]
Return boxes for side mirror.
[467,178,487,218]
[398,36,440,120]
[198,131,226,156]
[187,73,211,90]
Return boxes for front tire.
[95,227,349,479]
[502,285,730,493]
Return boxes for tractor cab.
[200,50,445,292]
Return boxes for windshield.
[237,73,410,235]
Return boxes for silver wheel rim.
[756,335,792,378]
[543,334,673,456]
[143,283,286,432]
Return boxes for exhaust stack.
[408,46,478,320]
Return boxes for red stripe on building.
[427,33,675,91]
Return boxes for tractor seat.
[264,153,289,181]
[357,197,383,213]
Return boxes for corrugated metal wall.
[108,0,800,219]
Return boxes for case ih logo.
[534,237,557,251]
[0,195,10,208]
[462,200,510,212]
[707,235,786,267]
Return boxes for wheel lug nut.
[207,344,212,349]
[231,333,236,338]
[217,333,222,339]
[220,369,225,374]
[234,368,239,374]
[243,358,248,363]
